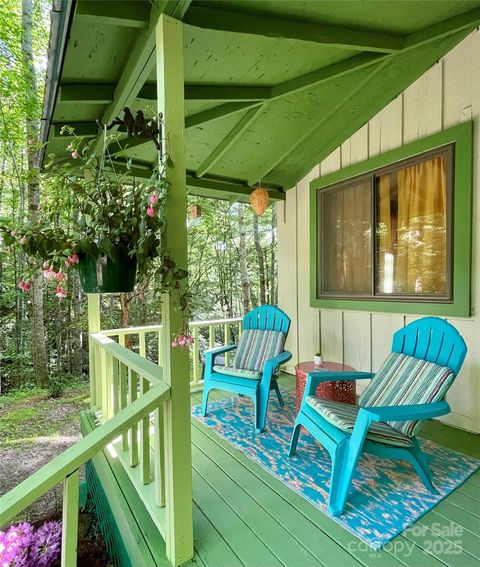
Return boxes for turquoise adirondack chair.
[289,317,467,516]
[202,305,292,433]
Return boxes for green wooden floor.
[189,375,480,567]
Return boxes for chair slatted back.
[243,305,291,334]
[391,317,467,375]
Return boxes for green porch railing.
[0,377,170,566]
[100,316,243,390]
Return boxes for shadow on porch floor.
[188,373,480,567]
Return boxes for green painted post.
[61,468,79,567]
[153,405,165,507]
[140,376,151,484]
[119,362,129,451]
[156,13,194,566]
[87,295,101,410]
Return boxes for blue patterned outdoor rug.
[191,389,480,550]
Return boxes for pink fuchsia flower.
[66,143,73,151]
[150,193,159,205]
[10,229,17,237]
[55,286,67,299]
[186,335,194,345]
[19,236,27,245]
[64,259,71,268]
[55,271,66,282]
[68,253,79,264]
[171,340,178,348]
[43,267,57,280]
[71,150,79,159]
[177,335,187,346]
[146,206,156,218]
[18,280,31,292]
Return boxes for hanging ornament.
[250,186,269,216]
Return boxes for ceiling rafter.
[182,5,404,53]
[91,0,192,156]
[196,106,264,178]
[186,173,286,201]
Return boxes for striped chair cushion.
[305,397,413,447]
[359,352,455,436]
[233,329,286,372]
[212,366,261,380]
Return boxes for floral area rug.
[192,389,480,550]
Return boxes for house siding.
[277,30,480,433]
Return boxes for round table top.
[295,361,356,375]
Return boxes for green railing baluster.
[105,351,114,420]
[140,376,151,484]
[153,405,165,507]
[112,357,119,416]
[209,324,215,348]
[61,468,79,567]
[100,347,108,421]
[128,369,139,467]
[158,329,163,366]
[118,333,125,348]
[94,343,102,412]
[119,362,129,451]
[139,331,146,359]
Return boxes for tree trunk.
[120,293,133,349]
[253,213,267,305]
[22,0,49,387]
[238,203,251,313]
[271,206,277,305]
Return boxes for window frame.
[309,122,473,317]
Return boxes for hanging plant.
[0,124,190,324]
[250,186,269,216]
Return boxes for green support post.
[87,294,101,410]
[156,13,194,566]
[61,468,80,567]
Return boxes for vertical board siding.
[278,30,480,433]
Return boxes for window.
[311,123,472,316]
[317,146,452,302]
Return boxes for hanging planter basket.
[78,252,137,293]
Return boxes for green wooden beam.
[404,6,480,49]
[59,84,114,104]
[91,1,191,156]
[52,122,98,138]
[75,1,150,29]
[196,106,264,177]
[138,83,269,101]
[184,53,384,129]
[183,5,404,53]
[107,136,153,156]
[185,85,269,101]
[247,58,390,186]
[156,13,194,566]
[185,101,262,129]
[186,173,285,201]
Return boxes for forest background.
[0,0,277,394]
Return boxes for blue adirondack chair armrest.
[304,371,374,398]
[359,400,451,423]
[261,350,292,383]
[204,345,238,370]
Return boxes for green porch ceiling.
[42,0,480,199]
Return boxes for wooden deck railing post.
[61,468,79,567]
[87,294,101,410]
[156,13,194,566]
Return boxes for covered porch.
[2,1,480,566]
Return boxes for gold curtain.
[323,180,371,293]
[391,156,447,294]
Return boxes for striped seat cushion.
[212,366,261,380]
[360,352,455,437]
[306,397,414,447]
[233,329,286,372]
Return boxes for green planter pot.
[78,253,137,293]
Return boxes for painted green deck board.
[192,502,244,567]
[190,381,480,567]
[192,435,325,567]
[192,468,283,567]
[192,423,363,567]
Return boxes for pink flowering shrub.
[0,520,62,567]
